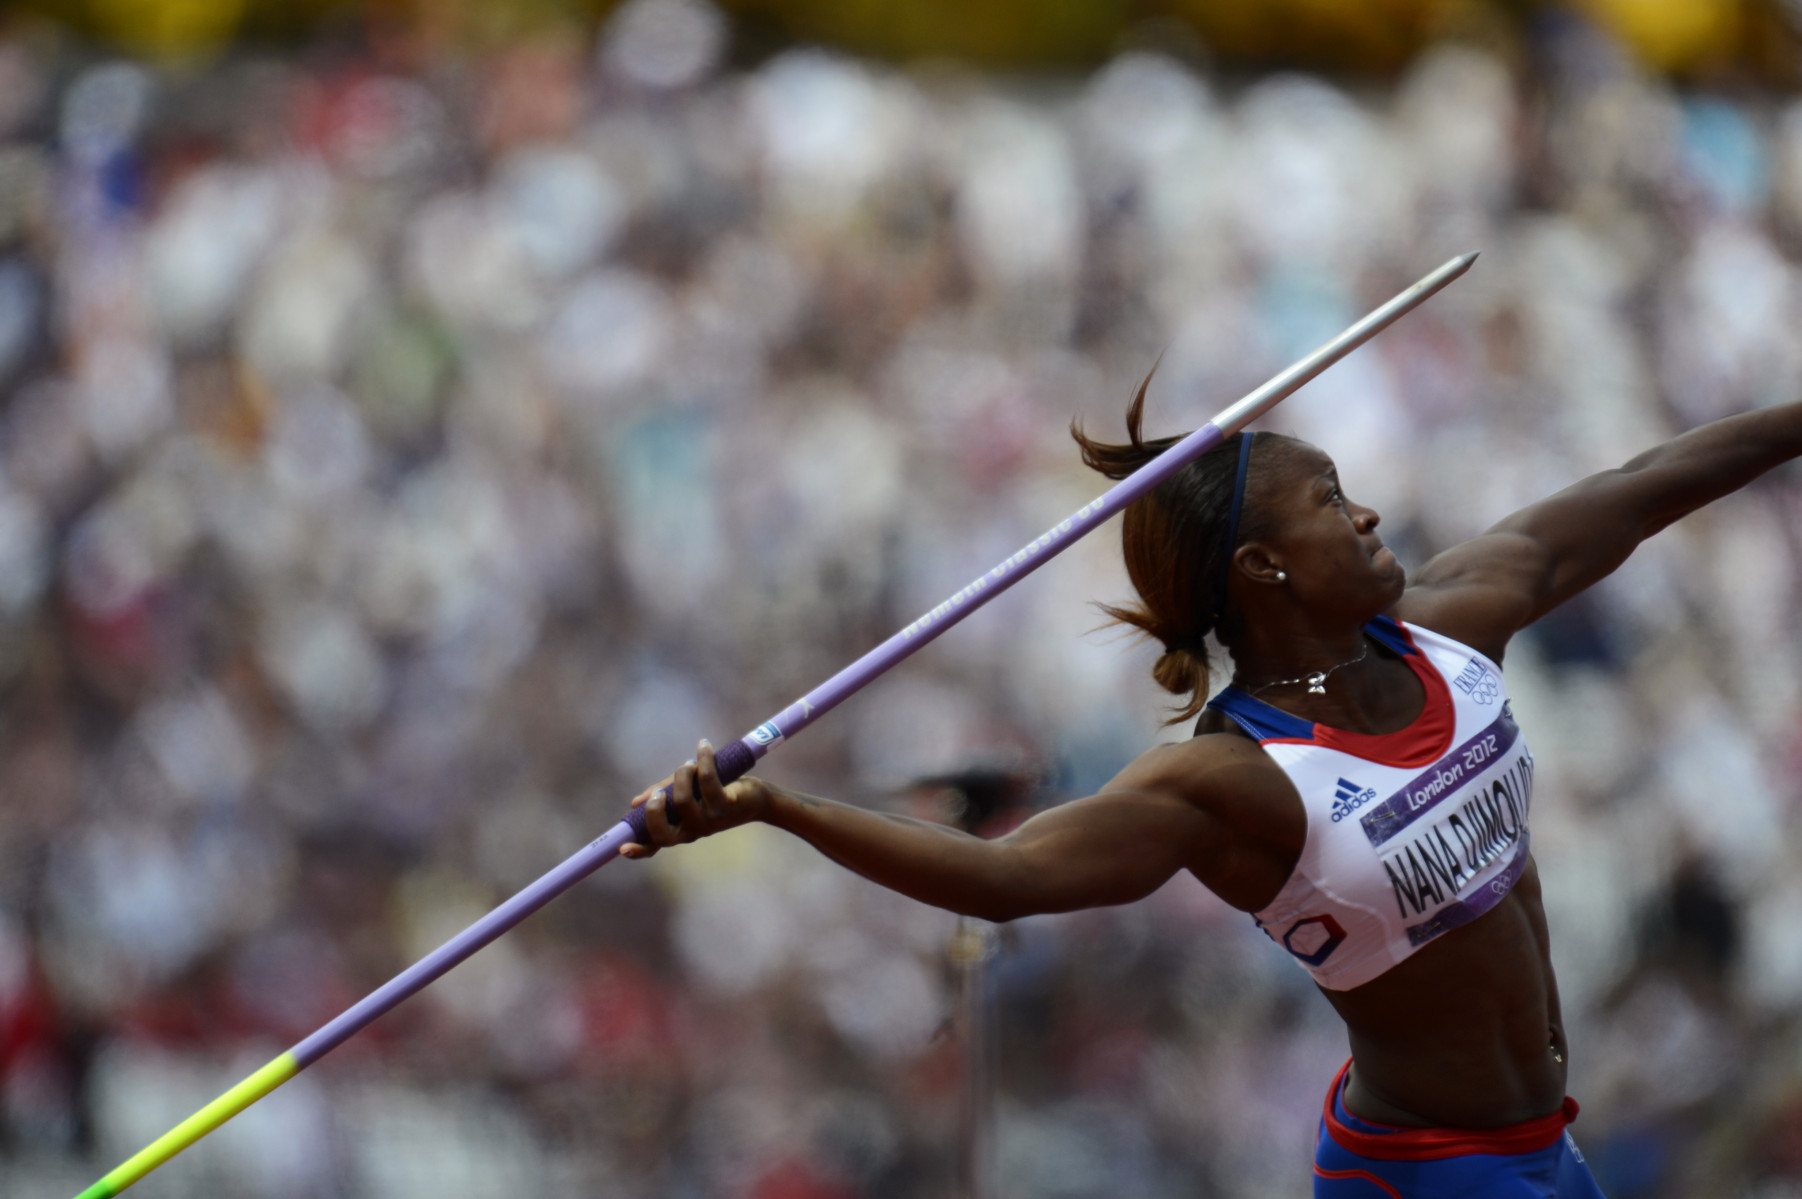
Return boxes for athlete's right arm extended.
[625,739,1233,922]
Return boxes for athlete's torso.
[1205,616,1534,991]
[1186,615,1568,1127]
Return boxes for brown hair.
[1072,373,1287,724]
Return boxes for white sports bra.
[1205,616,1535,991]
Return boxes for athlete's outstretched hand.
[623,739,776,859]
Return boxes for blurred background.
[1,0,1801,1195]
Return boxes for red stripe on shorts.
[1323,1060,1579,1162]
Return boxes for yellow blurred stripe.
[1576,0,1742,72]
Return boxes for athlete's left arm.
[1396,400,1802,662]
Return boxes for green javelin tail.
[74,1053,299,1199]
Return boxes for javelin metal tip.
[1456,250,1480,268]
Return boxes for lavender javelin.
[75,252,1475,1198]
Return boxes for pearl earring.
[1276,571,1288,582]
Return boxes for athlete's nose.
[1351,502,1380,533]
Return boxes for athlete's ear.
[1235,542,1287,586]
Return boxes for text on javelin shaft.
[899,503,1102,641]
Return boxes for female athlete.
[625,383,1802,1196]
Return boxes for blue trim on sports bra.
[1363,614,1416,658]
[1206,686,1315,741]
[1202,619,1412,743]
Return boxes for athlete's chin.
[1374,550,1407,599]
[1383,552,1406,588]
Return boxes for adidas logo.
[1330,777,1378,822]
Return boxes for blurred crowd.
[0,2,1800,1195]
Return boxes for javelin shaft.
[74,252,1473,1198]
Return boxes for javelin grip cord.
[75,252,1473,1198]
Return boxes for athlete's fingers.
[668,761,705,842]
[624,777,679,857]
[648,785,687,847]
[694,740,724,818]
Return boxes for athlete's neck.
[1225,620,1373,693]
[1225,619,1424,736]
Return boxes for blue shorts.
[1315,1061,1607,1198]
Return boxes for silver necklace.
[1237,639,1370,696]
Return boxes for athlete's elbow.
[961,848,1061,923]
[968,873,1133,923]
[963,890,1078,923]
[962,874,1044,923]
[961,893,1030,923]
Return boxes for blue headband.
[1206,432,1253,629]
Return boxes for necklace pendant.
[1306,672,1327,694]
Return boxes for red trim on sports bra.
[1321,1060,1579,1162]
[1260,623,1456,768]
[1313,1166,1403,1198]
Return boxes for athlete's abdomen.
[1323,857,1566,1129]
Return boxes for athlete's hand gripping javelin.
[626,740,773,855]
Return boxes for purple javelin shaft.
[646,251,1479,810]
[90,254,1476,1195]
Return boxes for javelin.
[72,251,1475,1199]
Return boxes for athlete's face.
[1246,443,1405,616]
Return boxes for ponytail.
[1072,371,1283,725]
